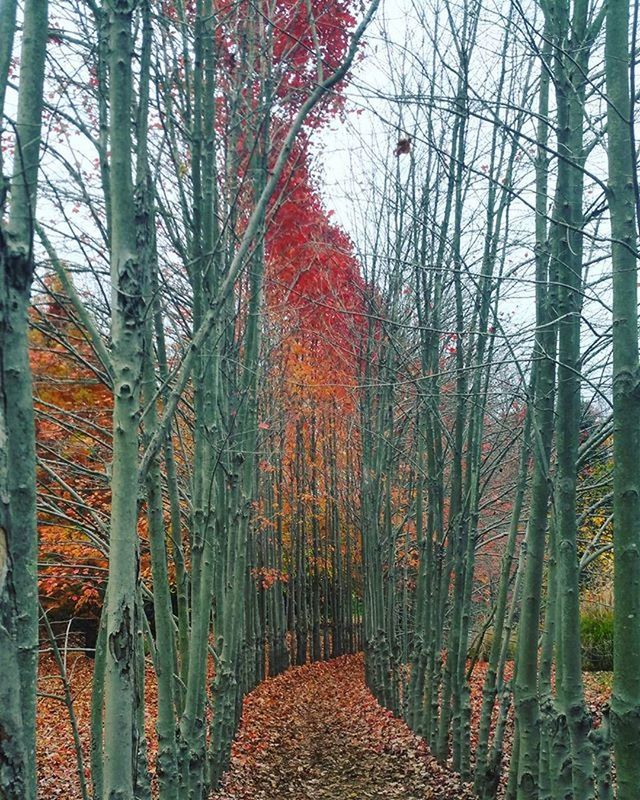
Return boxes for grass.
[580,590,614,673]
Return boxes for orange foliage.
[31,277,156,620]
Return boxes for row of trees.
[3,0,640,799]
[349,0,640,798]
[0,0,379,798]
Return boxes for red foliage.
[213,0,357,128]
[266,138,367,368]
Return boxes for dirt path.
[213,654,473,800]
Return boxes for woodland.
[0,0,639,798]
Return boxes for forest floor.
[212,654,474,800]
[36,650,612,798]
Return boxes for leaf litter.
[213,654,474,800]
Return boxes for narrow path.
[213,655,474,800]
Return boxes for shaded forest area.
[1,0,639,798]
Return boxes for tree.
[0,0,48,795]
[606,0,640,795]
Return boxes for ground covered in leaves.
[213,654,474,800]
[37,650,612,798]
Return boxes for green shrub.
[580,606,613,672]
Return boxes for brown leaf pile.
[37,651,160,798]
[37,651,611,798]
[213,654,474,800]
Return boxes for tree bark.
[606,0,640,795]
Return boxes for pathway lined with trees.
[213,656,475,800]
[1,0,639,797]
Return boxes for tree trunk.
[0,0,47,795]
[606,0,640,795]
[101,2,144,797]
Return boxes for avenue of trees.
[0,0,639,799]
